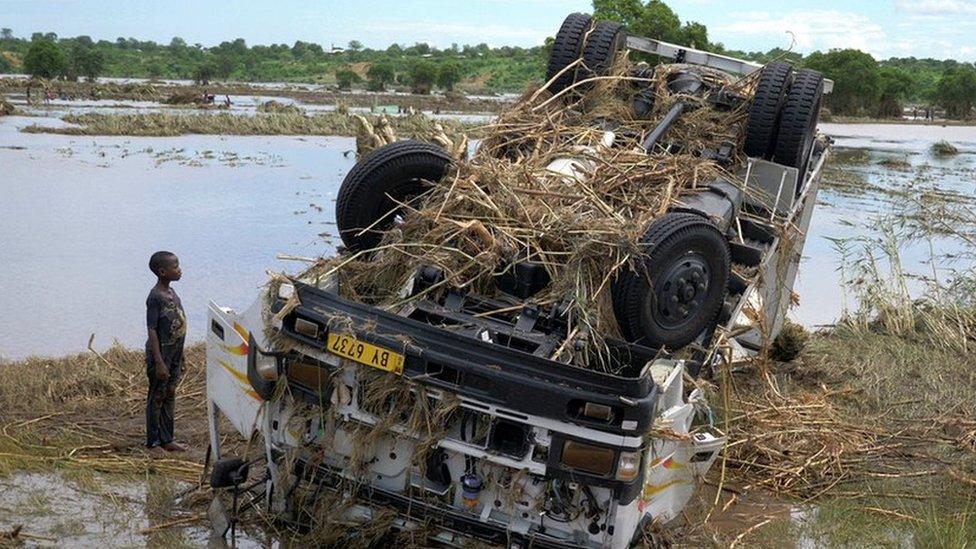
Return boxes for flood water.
[1,109,975,360]
[0,471,268,547]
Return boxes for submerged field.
[2,90,976,546]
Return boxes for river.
[1,113,974,361]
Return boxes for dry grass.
[0,343,211,482]
[698,196,976,545]
[20,110,472,138]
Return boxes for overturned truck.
[205,13,832,548]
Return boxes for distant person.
[224,94,232,107]
[26,85,31,103]
[145,251,188,458]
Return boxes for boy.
[146,251,188,458]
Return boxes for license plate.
[326,333,404,375]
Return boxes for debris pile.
[257,99,303,115]
[299,57,754,369]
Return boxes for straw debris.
[302,56,755,371]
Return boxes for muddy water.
[0,117,348,361]
[1,110,975,360]
[0,471,267,547]
[794,123,976,327]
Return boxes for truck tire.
[580,20,626,83]
[744,61,793,159]
[773,69,824,184]
[612,213,730,349]
[545,13,593,95]
[336,140,452,252]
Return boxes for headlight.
[560,441,615,477]
[615,450,641,481]
[255,358,278,382]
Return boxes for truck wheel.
[545,13,593,95]
[336,140,452,252]
[612,213,730,349]
[773,69,824,186]
[744,61,793,159]
[580,21,626,83]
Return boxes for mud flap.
[208,496,231,537]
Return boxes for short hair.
[149,251,177,275]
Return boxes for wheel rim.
[651,252,710,330]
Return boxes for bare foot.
[148,446,168,458]
[162,441,188,452]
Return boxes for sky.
[1,0,975,61]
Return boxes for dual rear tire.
[545,13,626,96]
[745,63,825,180]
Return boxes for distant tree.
[291,40,323,61]
[116,37,128,49]
[366,61,395,91]
[335,67,362,90]
[680,21,708,49]
[0,28,13,40]
[214,54,237,79]
[74,35,93,47]
[0,55,12,74]
[408,42,431,56]
[805,49,880,115]
[169,37,187,50]
[146,61,166,79]
[593,0,682,43]
[348,40,364,52]
[437,62,461,91]
[193,62,216,84]
[23,40,67,78]
[386,43,403,56]
[936,66,976,119]
[408,60,437,94]
[876,66,913,118]
[69,44,105,81]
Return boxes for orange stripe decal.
[220,323,250,356]
[218,359,261,401]
[642,478,688,499]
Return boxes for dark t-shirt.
[146,287,186,368]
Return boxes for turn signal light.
[615,451,641,481]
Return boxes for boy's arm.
[147,328,169,381]
[147,294,169,381]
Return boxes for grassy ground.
[0,344,212,480]
[666,321,976,547]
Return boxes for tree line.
[1,0,975,118]
[0,28,542,95]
